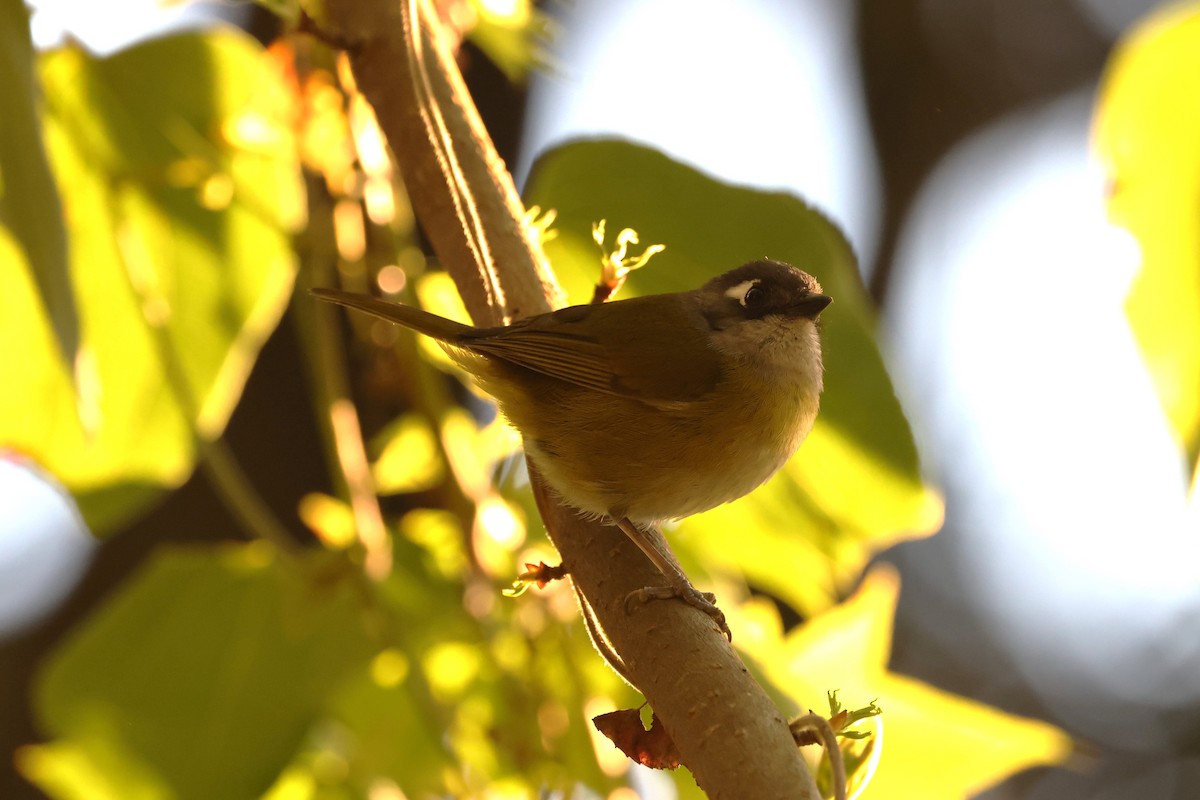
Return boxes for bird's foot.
[625,580,731,641]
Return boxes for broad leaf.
[20,544,375,800]
[748,567,1072,799]
[1095,4,1200,488]
[0,31,303,533]
[523,140,942,614]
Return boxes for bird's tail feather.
[311,288,476,343]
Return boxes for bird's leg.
[613,517,731,640]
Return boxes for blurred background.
[3,0,1198,798]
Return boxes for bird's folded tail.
[311,287,477,343]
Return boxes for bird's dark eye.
[743,284,765,308]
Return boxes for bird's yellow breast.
[495,362,820,524]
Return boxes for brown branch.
[314,0,817,795]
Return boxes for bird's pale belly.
[509,375,819,524]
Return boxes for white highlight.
[0,458,95,637]
[517,0,883,273]
[724,279,760,306]
[884,88,1200,745]
[28,0,237,54]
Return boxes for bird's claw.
[625,581,731,641]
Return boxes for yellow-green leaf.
[20,544,375,800]
[0,31,302,533]
[1095,3,1200,484]
[370,412,446,495]
[465,0,554,83]
[748,567,1073,799]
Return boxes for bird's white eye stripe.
[724,279,760,306]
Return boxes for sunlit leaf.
[466,0,554,83]
[523,140,943,614]
[370,412,446,494]
[18,733,172,800]
[252,540,624,798]
[746,566,1072,800]
[0,0,78,376]
[297,491,357,548]
[0,31,303,534]
[20,544,375,800]
[1095,3,1200,484]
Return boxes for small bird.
[314,259,830,636]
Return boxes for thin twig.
[293,174,392,579]
[327,396,392,579]
[790,713,848,800]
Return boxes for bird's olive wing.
[464,295,723,403]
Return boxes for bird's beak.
[792,293,832,319]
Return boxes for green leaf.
[1095,4,1200,487]
[0,0,79,375]
[523,140,942,614]
[465,0,554,83]
[20,544,374,800]
[369,413,446,495]
[252,528,623,797]
[0,31,302,534]
[741,568,1071,800]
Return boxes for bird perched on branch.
[314,258,830,638]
